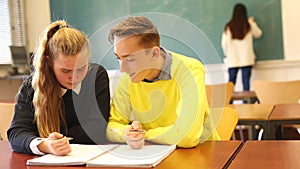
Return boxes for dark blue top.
[7,63,110,154]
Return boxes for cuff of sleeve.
[29,138,46,155]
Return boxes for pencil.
[110,128,146,133]
[37,137,73,141]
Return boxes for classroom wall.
[281,0,300,60]
[3,0,300,66]
[205,60,300,92]
[8,0,300,66]
[24,0,51,53]
[1,0,300,100]
[49,0,284,70]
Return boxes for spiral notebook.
[26,144,176,168]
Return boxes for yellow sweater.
[107,51,220,148]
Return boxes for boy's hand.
[124,121,146,149]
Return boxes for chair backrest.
[205,82,234,107]
[210,107,239,140]
[0,102,15,140]
[253,80,300,104]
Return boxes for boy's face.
[114,36,155,83]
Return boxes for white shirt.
[221,18,262,68]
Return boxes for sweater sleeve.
[249,18,263,38]
[106,74,131,143]
[221,28,231,57]
[7,77,39,154]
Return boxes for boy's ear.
[152,46,160,58]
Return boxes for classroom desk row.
[230,103,300,140]
[1,140,300,169]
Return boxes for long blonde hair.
[32,20,89,137]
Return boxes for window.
[0,0,25,64]
[0,0,11,64]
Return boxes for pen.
[110,128,146,133]
[37,137,73,141]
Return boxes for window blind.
[0,0,12,64]
[0,0,25,64]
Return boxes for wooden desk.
[0,140,242,169]
[268,103,300,139]
[231,91,258,103]
[228,140,300,169]
[230,104,274,139]
[156,140,242,169]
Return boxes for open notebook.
[26,144,176,168]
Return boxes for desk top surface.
[230,104,274,120]
[0,140,242,169]
[228,140,300,169]
[269,103,300,120]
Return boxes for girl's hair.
[32,20,89,137]
[108,16,160,48]
[225,3,250,40]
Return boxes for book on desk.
[26,144,176,168]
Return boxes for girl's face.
[52,51,89,89]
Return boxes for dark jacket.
[7,63,110,154]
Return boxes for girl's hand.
[249,16,255,22]
[37,132,71,156]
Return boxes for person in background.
[106,16,220,149]
[7,20,110,155]
[222,3,262,91]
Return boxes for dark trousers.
[228,66,252,91]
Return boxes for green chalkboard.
[50,0,283,70]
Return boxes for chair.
[205,82,244,140]
[0,102,15,140]
[253,80,300,104]
[253,80,300,138]
[205,82,234,107]
[210,107,239,140]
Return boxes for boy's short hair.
[108,16,160,48]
